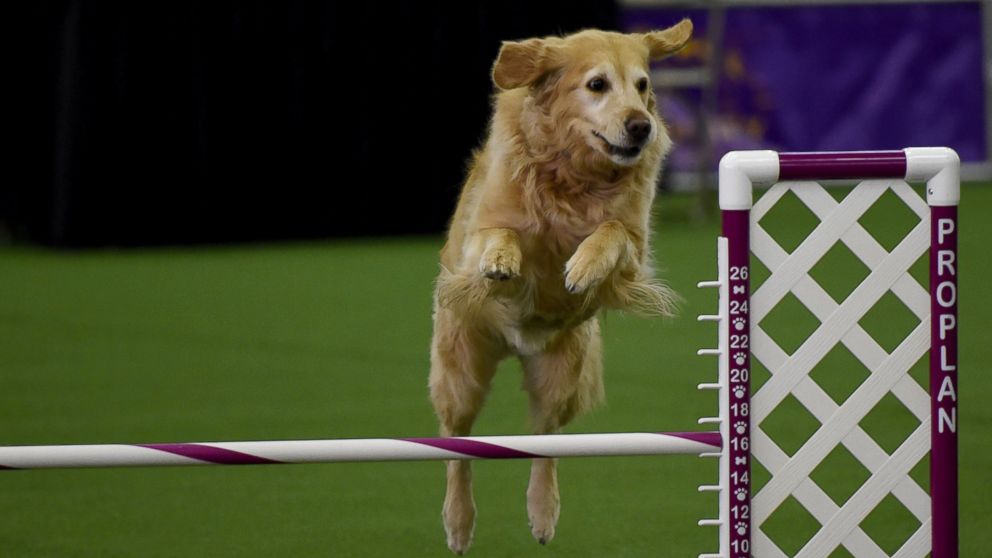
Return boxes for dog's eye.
[586,77,607,93]
[636,78,649,93]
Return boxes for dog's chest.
[499,295,595,356]
[497,238,598,355]
[496,192,622,354]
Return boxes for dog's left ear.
[642,19,693,60]
[492,38,558,90]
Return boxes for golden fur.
[428,20,692,554]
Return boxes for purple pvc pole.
[778,151,907,180]
[930,205,958,558]
[723,209,751,558]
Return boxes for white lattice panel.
[750,180,931,557]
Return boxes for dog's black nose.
[625,117,652,143]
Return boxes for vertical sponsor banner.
[931,205,958,557]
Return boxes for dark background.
[17,1,619,247]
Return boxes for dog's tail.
[603,273,681,317]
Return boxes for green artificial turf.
[1,184,988,557]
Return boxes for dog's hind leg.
[520,319,604,545]
[429,309,501,555]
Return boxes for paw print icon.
[733,352,746,366]
[733,317,746,331]
[733,386,745,399]
[735,522,748,535]
[735,487,747,502]
[734,421,747,434]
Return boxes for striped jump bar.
[0,432,721,470]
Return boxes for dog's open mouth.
[591,131,642,159]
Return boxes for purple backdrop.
[624,3,986,171]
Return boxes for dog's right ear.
[643,19,693,60]
[492,39,556,90]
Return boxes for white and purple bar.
[0,432,721,470]
[719,147,960,558]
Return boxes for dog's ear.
[642,19,693,60]
[492,38,557,90]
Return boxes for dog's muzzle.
[592,130,645,159]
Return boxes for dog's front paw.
[564,247,611,294]
[479,244,521,281]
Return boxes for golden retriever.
[428,20,692,554]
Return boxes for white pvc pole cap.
[718,150,780,210]
[904,147,960,206]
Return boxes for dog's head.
[492,20,692,168]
